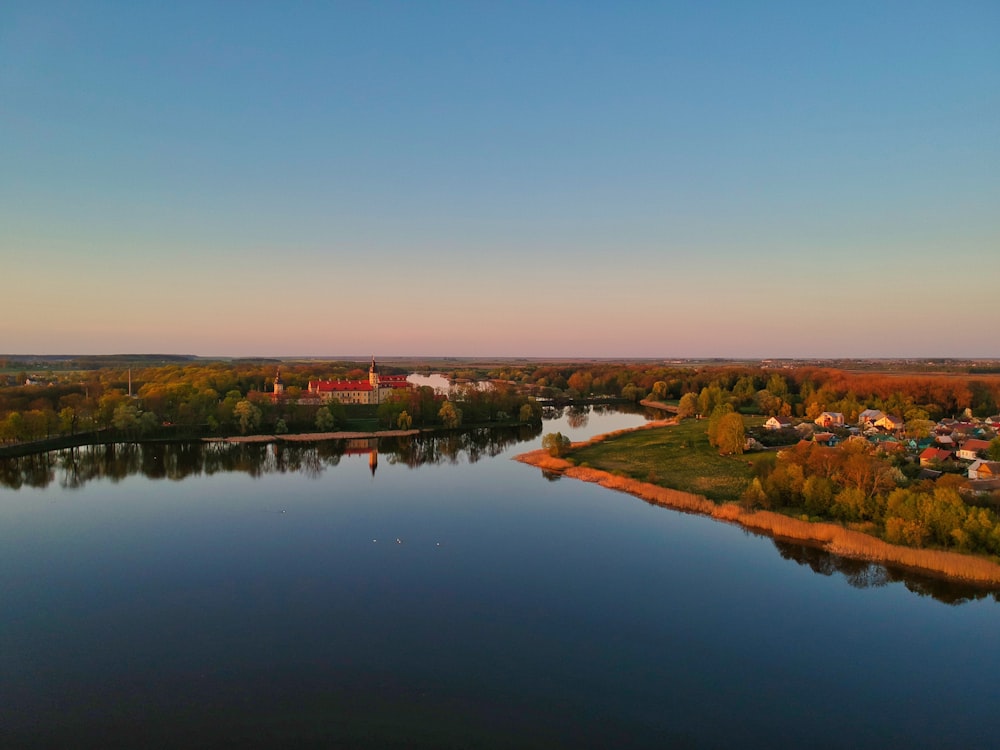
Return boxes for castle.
[273,357,411,405]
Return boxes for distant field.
[569,417,768,503]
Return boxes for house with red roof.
[957,438,993,462]
[919,447,953,467]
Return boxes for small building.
[815,412,845,428]
[968,459,986,479]
[765,416,793,430]
[976,461,1000,479]
[813,432,838,446]
[858,408,885,427]
[919,447,953,467]
[874,414,905,432]
[957,438,993,462]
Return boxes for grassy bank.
[567,416,767,502]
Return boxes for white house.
[765,416,793,430]
[957,438,992,462]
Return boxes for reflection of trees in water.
[0,423,543,491]
[386,425,541,469]
[772,539,1000,605]
[566,406,589,429]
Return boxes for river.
[1,406,998,748]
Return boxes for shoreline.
[204,429,421,443]
[514,428,1000,587]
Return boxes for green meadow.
[569,417,770,503]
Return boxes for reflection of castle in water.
[342,438,378,476]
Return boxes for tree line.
[745,440,1000,558]
[0,361,544,445]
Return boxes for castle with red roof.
[302,356,411,405]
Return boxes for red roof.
[379,374,410,384]
[920,447,952,462]
[307,376,411,393]
[309,380,373,392]
[962,439,992,453]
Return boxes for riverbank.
[515,427,1000,587]
[204,429,421,443]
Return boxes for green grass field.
[569,417,769,503]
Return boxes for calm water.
[2,406,999,749]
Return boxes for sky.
[2,1,998,359]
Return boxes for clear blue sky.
[2,1,998,358]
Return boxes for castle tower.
[369,355,379,388]
[273,367,284,396]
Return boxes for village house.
[974,461,1000,480]
[874,414,905,432]
[957,438,993,462]
[814,412,845,428]
[858,408,885,427]
[764,416,793,430]
[919,447,953,467]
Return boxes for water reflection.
[0,423,543,491]
[772,539,1000,605]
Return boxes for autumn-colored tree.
[677,392,698,418]
[234,400,261,434]
[715,412,746,455]
[542,432,571,457]
[439,401,462,429]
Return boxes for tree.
[439,401,462,429]
[397,410,413,430]
[715,412,746,455]
[677,392,698,418]
[755,389,781,417]
[59,406,78,435]
[112,402,141,435]
[707,403,735,448]
[989,438,1000,462]
[315,406,336,432]
[904,419,934,440]
[542,432,571,457]
[651,381,669,401]
[234,399,261,434]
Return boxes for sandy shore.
[205,429,420,444]
[515,428,1000,587]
